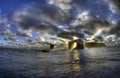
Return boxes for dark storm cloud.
[12,4,72,33]
[57,31,84,40]
[9,0,120,42]
[110,0,120,15]
[84,20,110,30]
[108,22,120,35]
[69,0,120,40]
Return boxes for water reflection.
[70,50,81,72]
[1,48,120,78]
[34,50,82,76]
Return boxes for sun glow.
[69,42,77,50]
[73,36,79,40]
[90,28,104,41]
[37,37,45,42]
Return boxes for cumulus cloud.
[16,31,32,38]
[35,37,45,42]
[0,29,14,37]
[0,0,119,44]
[7,36,18,42]
[12,4,72,33]
[57,31,85,40]
[47,0,72,11]
[0,28,19,42]
[108,0,120,15]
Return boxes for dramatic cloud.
[12,0,120,42]
[12,4,72,33]
[47,0,72,11]
[0,29,14,37]
[7,36,18,42]
[16,31,32,38]
[0,0,120,44]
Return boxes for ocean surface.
[0,47,120,78]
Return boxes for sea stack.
[68,39,84,50]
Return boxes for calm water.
[0,47,120,78]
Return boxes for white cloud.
[47,0,72,10]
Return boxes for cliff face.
[68,39,84,50]
[84,42,106,48]
[68,39,106,50]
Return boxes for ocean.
[0,47,120,78]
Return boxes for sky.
[0,0,120,45]
[0,0,46,14]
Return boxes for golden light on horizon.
[72,51,81,71]
[37,37,45,42]
[73,36,79,40]
[90,28,103,41]
[68,41,77,50]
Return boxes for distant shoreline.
[0,46,51,52]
